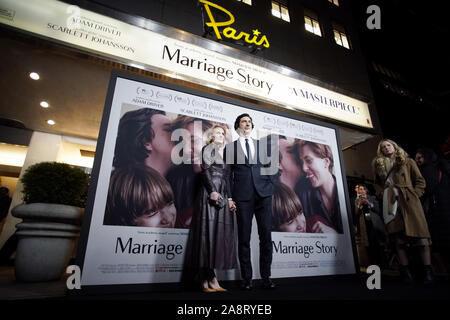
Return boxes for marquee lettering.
[199,0,270,48]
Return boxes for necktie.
[245,138,250,164]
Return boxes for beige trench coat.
[374,158,430,238]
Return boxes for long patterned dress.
[184,144,237,274]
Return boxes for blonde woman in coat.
[372,139,433,284]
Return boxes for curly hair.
[234,113,254,131]
[372,139,408,178]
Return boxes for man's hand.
[228,200,237,212]
[357,197,371,208]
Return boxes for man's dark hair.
[234,113,255,131]
[113,108,165,168]
[358,184,369,192]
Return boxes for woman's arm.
[201,146,217,194]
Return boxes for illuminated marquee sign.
[199,0,270,49]
[0,0,373,128]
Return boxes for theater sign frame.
[0,0,374,130]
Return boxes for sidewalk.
[1,264,450,301]
[0,266,68,300]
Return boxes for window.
[328,0,339,6]
[271,1,290,22]
[332,23,350,49]
[304,9,321,36]
[236,0,252,5]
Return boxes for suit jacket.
[354,195,386,246]
[224,138,277,201]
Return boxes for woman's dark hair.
[234,113,255,130]
[113,108,165,168]
[292,140,334,173]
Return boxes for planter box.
[12,203,83,282]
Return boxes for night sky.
[351,0,450,157]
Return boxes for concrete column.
[0,131,62,249]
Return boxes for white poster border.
[76,71,358,290]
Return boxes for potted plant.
[11,162,89,282]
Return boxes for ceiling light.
[40,101,49,108]
[47,119,55,125]
[29,72,40,80]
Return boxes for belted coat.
[373,157,430,238]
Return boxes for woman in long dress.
[184,125,237,292]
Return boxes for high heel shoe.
[215,287,227,292]
[202,287,217,293]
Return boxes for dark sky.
[353,0,450,94]
[351,0,450,154]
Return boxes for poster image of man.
[104,107,232,229]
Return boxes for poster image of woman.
[166,115,232,229]
[292,140,343,234]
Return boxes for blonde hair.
[376,139,408,159]
[372,139,408,178]
[206,125,227,147]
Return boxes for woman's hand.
[210,191,220,201]
[311,221,338,234]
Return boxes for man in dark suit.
[224,113,277,290]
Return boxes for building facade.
[0,0,380,253]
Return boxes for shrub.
[20,162,89,207]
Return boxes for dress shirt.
[238,136,255,159]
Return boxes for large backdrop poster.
[77,71,357,288]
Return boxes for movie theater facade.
[0,0,381,290]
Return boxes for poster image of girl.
[103,164,176,228]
